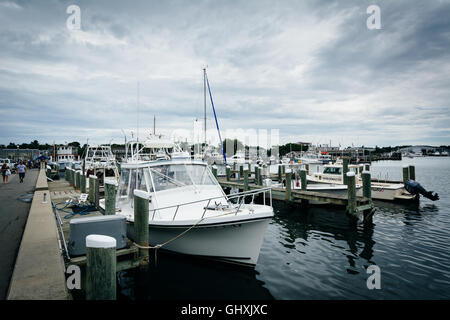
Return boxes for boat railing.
[148,187,273,221]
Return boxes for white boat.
[228,151,247,165]
[101,157,273,266]
[307,163,416,202]
[84,145,119,186]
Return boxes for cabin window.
[323,167,342,175]
[119,169,130,197]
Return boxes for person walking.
[17,161,27,183]
[1,163,11,184]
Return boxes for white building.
[56,145,79,161]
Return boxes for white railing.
[148,187,273,221]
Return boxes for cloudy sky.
[0,0,449,148]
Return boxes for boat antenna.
[137,81,140,142]
[153,115,156,135]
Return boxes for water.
[117,157,450,300]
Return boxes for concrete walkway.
[0,169,38,299]
[7,169,68,300]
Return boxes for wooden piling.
[254,165,259,185]
[362,171,372,200]
[258,167,263,186]
[226,165,231,181]
[346,172,357,215]
[278,165,282,183]
[104,181,117,215]
[243,169,249,191]
[88,175,96,204]
[305,164,310,175]
[408,165,415,181]
[343,157,349,185]
[94,175,100,209]
[74,171,79,190]
[80,174,86,193]
[133,190,150,263]
[402,165,410,183]
[85,235,117,300]
[239,165,244,181]
[285,170,292,201]
[300,169,307,191]
[212,166,218,179]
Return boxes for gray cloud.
[0,0,449,147]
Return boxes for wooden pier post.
[80,174,86,193]
[88,175,96,204]
[239,165,244,181]
[362,171,372,200]
[74,171,79,190]
[254,165,259,185]
[104,181,117,215]
[243,169,249,191]
[258,167,263,186]
[278,165,282,183]
[133,190,150,264]
[86,235,117,300]
[300,169,307,191]
[346,172,357,215]
[226,165,231,181]
[305,163,310,175]
[343,157,349,185]
[402,165,410,183]
[408,165,415,181]
[212,165,218,179]
[285,169,292,201]
[248,163,251,173]
[94,175,100,209]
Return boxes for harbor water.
[117,157,450,300]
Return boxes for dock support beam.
[86,235,117,300]
[104,181,117,215]
[80,174,86,193]
[402,165,410,183]
[343,157,349,185]
[408,165,415,181]
[243,169,249,191]
[134,190,150,265]
[285,170,292,201]
[300,169,307,191]
[346,172,357,216]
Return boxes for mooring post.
[243,169,249,191]
[86,234,117,300]
[285,169,292,201]
[233,162,236,172]
[104,181,117,215]
[402,165,410,183]
[212,165,218,179]
[281,164,286,175]
[362,171,372,200]
[74,171,79,190]
[343,157,349,185]
[69,169,74,187]
[88,175,96,204]
[226,165,231,181]
[248,163,251,173]
[133,190,150,264]
[346,172,357,215]
[305,163,310,175]
[239,165,244,182]
[94,175,100,209]
[258,167,263,186]
[77,171,82,190]
[80,174,87,193]
[408,165,415,181]
[278,165,282,183]
[300,169,307,191]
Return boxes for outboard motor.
[404,180,439,201]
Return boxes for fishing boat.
[228,151,247,165]
[101,156,273,266]
[84,145,119,186]
[307,163,416,201]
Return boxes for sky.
[0,0,449,148]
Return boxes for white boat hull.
[126,216,271,266]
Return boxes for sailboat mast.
[203,68,207,149]
[153,115,156,135]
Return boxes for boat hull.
[126,217,271,266]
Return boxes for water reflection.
[118,251,274,300]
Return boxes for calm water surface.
[118,157,450,300]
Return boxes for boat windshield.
[150,164,217,192]
[323,167,342,175]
